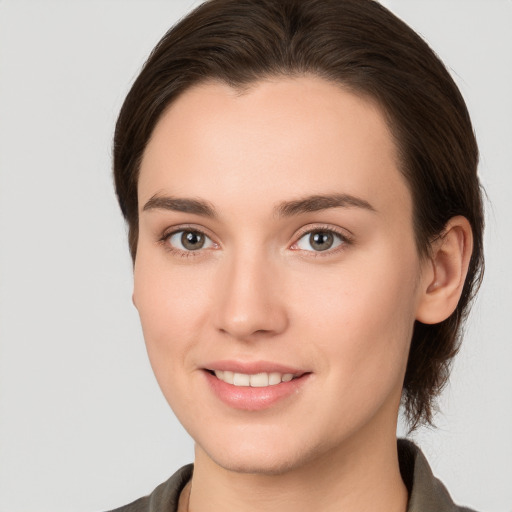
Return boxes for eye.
[166,229,216,252]
[294,229,346,252]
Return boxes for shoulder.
[105,464,193,512]
[398,439,477,512]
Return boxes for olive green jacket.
[107,439,476,512]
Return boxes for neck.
[188,427,408,512]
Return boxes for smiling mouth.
[209,370,300,387]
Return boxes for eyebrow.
[142,192,376,218]
[274,193,376,217]
[143,195,217,217]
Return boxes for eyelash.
[291,225,353,258]
[158,225,217,259]
[158,224,353,259]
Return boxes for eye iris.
[181,231,204,250]
[310,231,334,251]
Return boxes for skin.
[133,76,472,512]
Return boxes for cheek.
[132,253,213,384]
[292,250,420,383]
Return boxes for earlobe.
[132,292,137,309]
[416,216,473,325]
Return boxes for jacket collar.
[398,438,475,512]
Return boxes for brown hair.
[113,0,484,429]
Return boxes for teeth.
[223,370,234,384]
[269,372,282,385]
[213,370,297,387]
[250,373,268,387]
[233,373,250,386]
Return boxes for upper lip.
[204,360,308,376]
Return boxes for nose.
[212,251,289,341]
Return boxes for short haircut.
[113,0,484,430]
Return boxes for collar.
[398,438,475,512]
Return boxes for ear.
[415,216,473,324]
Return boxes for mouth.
[207,369,299,387]
[203,363,310,410]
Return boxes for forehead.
[138,76,411,221]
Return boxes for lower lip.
[204,371,310,411]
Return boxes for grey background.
[0,1,510,511]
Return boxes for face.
[134,76,428,474]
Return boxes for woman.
[109,0,483,510]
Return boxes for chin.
[195,430,330,476]
[206,448,310,476]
